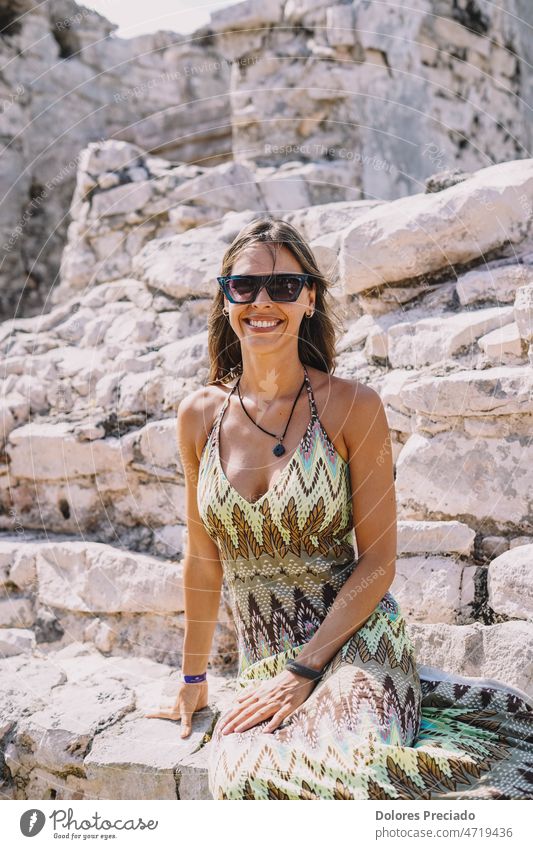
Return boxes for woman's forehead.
[232,242,301,273]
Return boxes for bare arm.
[178,390,224,676]
[296,382,397,670]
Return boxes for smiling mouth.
[243,318,284,329]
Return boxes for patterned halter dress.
[197,365,533,800]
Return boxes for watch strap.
[285,659,325,681]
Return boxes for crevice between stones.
[191,707,221,754]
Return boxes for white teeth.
[247,319,281,327]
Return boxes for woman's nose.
[253,283,273,304]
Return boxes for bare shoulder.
[177,380,232,461]
[317,369,385,443]
[343,371,383,411]
[306,368,384,459]
[337,375,382,416]
[312,368,380,414]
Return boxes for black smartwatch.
[285,659,326,681]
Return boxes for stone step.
[0,641,236,800]
[2,616,532,800]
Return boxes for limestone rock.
[0,653,65,727]
[10,676,135,773]
[339,160,533,294]
[0,598,34,629]
[131,225,234,300]
[337,314,376,353]
[136,419,178,473]
[397,520,475,556]
[365,323,388,360]
[36,541,184,614]
[7,423,133,482]
[1,540,38,589]
[209,0,284,33]
[0,628,36,658]
[514,284,533,343]
[392,555,475,624]
[408,619,533,695]
[158,333,210,379]
[0,641,236,799]
[387,306,514,368]
[0,13,231,320]
[91,181,154,219]
[488,544,533,621]
[480,536,509,561]
[3,1,533,321]
[456,263,533,306]
[400,365,533,417]
[326,6,356,48]
[378,368,418,433]
[396,432,533,531]
[0,393,30,445]
[167,162,265,212]
[477,322,524,359]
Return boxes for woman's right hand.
[145,681,209,738]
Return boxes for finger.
[219,709,247,734]
[263,707,291,734]
[144,710,178,720]
[180,706,194,734]
[236,686,262,702]
[180,721,192,738]
[217,709,245,733]
[235,691,261,705]
[217,697,259,730]
[228,705,277,734]
[220,698,268,731]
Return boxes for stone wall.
[54,139,358,301]
[2,0,532,321]
[203,0,533,198]
[0,0,231,320]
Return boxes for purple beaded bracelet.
[183,672,207,683]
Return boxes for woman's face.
[223,243,316,349]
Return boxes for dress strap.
[302,364,319,420]
[215,379,238,430]
[201,380,237,453]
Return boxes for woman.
[147,217,533,800]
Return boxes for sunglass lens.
[228,277,256,301]
[270,275,303,300]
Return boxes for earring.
[306,310,314,318]
[222,308,229,316]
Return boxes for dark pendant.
[273,442,286,456]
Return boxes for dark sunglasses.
[217,273,313,304]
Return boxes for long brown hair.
[205,217,344,385]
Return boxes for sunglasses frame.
[217,273,314,304]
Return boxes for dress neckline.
[212,365,346,507]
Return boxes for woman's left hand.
[218,670,316,735]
